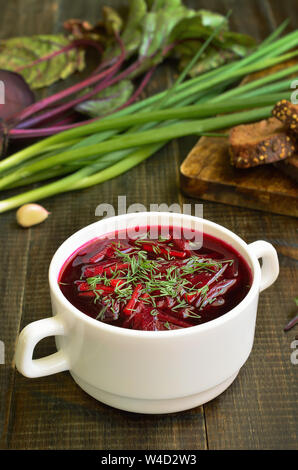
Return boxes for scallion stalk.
[0,105,275,212]
[1,29,297,174]
[0,95,288,191]
[212,64,298,102]
[0,27,297,212]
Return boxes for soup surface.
[59,226,252,331]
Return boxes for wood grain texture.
[3,57,208,451]
[0,0,57,449]
[0,213,31,449]
[0,0,297,451]
[183,0,298,450]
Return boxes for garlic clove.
[16,204,50,228]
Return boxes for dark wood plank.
[200,209,298,449]
[0,0,59,39]
[180,0,298,450]
[0,213,31,449]
[0,0,297,451]
[5,56,207,452]
[164,1,297,449]
[0,0,57,449]
[269,0,298,32]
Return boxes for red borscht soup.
[59,226,252,331]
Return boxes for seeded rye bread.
[271,100,298,183]
[272,100,298,134]
[229,117,296,169]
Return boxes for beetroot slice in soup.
[58,227,252,331]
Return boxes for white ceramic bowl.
[15,212,279,414]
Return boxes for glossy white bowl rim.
[49,212,261,338]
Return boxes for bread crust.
[229,118,296,169]
[272,99,298,134]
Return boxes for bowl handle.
[15,316,69,378]
[248,241,279,292]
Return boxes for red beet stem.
[15,39,103,73]
[123,283,143,315]
[284,315,298,332]
[50,51,151,124]
[9,67,155,138]
[45,112,78,127]
[9,117,99,138]
[10,53,159,138]
[114,66,156,113]
[9,37,179,138]
[17,57,122,129]
[12,50,148,134]
[14,32,126,125]
[15,63,121,130]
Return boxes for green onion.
[0,101,281,191]
[0,27,297,212]
[212,64,298,102]
[0,92,290,191]
[0,105,274,213]
[1,34,297,174]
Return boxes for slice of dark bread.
[229,117,296,169]
[272,100,298,134]
[274,154,298,184]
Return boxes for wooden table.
[0,0,297,450]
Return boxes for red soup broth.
[58,226,252,331]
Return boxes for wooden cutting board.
[180,134,298,217]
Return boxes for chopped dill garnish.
[153,244,161,255]
[184,310,201,319]
[95,303,109,320]
[172,298,189,310]
[72,235,237,328]
[150,309,159,316]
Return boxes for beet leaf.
[0,34,86,89]
[75,79,134,117]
